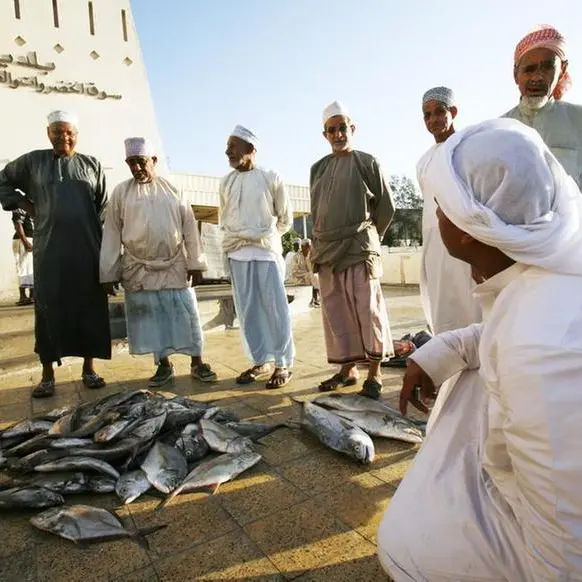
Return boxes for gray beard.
[521,95,550,111]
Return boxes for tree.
[383,174,423,246]
[281,229,302,255]
[389,175,423,209]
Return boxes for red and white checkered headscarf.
[514,25,571,99]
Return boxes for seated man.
[377,118,582,580]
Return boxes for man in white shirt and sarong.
[311,101,396,400]
[378,118,582,580]
[219,125,295,389]
[287,239,320,307]
[100,137,216,388]
[11,208,34,306]
[503,24,582,187]
[418,86,482,334]
[284,238,301,283]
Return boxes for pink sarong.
[318,262,392,364]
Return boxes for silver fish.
[128,409,167,441]
[160,452,262,508]
[0,486,65,509]
[16,472,89,494]
[34,456,120,480]
[68,411,120,438]
[5,433,53,456]
[86,476,117,494]
[30,504,166,548]
[331,409,424,444]
[163,409,208,431]
[93,418,138,443]
[314,393,403,416]
[199,419,255,454]
[140,441,188,494]
[208,409,240,423]
[175,433,209,462]
[115,469,152,504]
[1,419,53,439]
[297,401,375,464]
[224,420,288,442]
[34,405,74,422]
[50,437,94,449]
[16,449,69,471]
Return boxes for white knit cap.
[322,100,350,125]
[47,110,79,128]
[124,137,155,158]
[230,125,259,148]
[422,86,456,108]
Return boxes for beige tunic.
[99,176,207,292]
[309,150,395,278]
[503,99,582,187]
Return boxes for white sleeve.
[99,185,123,283]
[409,323,483,386]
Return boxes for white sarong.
[12,239,33,288]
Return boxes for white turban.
[422,86,456,108]
[302,238,312,245]
[124,137,155,158]
[47,110,79,128]
[425,118,582,276]
[230,125,259,148]
[322,101,350,125]
[293,237,302,245]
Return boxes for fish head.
[348,432,375,464]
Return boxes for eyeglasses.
[325,123,350,135]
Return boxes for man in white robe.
[284,238,301,283]
[418,86,482,334]
[287,239,320,307]
[100,137,216,388]
[502,24,582,187]
[219,125,295,389]
[378,118,582,580]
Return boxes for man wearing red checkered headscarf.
[503,25,582,188]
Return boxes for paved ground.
[0,287,428,581]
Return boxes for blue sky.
[132,0,582,186]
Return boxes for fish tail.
[133,524,167,549]
[155,490,177,511]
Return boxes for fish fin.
[155,490,177,512]
[132,524,167,550]
[210,482,221,495]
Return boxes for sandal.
[236,365,272,385]
[318,373,358,392]
[265,369,293,390]
[15,298,33,306]
[191,363,218,383]
[359,379,382,400]
[81,373,106,390]
[32,380,55,399]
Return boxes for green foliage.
[389,174,423,209]
[281,229,302,255]
[383,175,423,246]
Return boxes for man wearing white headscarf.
[287,239,320,306]
[284,237,302,282]
[502,24,582,187]
[311,101,396,399]
[417,86,482,334]
[100,138,216,387]
[378,118,582,581]
[0,110,111,398]
[219,125,295,389]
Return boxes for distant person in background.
[100,137,216,388]
[0,110,111,398]
[219,125,295,389]
[502,24,582,187]
[311,101,396,399]
[284,237,301,282]
[288,238,320,307]
[417,86,482,334]
[11,208,34,306]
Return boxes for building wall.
[0,0,166,300]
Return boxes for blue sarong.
[229,259,294,368]
[125,288,203,364]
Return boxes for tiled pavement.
[0,287,428,581]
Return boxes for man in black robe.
[0,110,111,397]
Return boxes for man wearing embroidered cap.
[418,86,481,335]
[378,118,582,580]
[503,24,582,187]
[219,124,295,389]
[100,138,216,387]
[0,110,111,397]
[310,101,396,399]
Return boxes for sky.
[132,0,582,186]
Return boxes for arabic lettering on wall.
[0,51,122,100]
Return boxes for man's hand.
[23,238,33,253]
[102,282,119,296]
[188,270,204,287]
[399,359,437,415]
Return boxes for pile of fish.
[0,388,285,543]
[294,393,426,465]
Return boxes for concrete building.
[0,0,310,300]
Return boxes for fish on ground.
[199,419,255,454]
[140,441,188,494]
[115,469,152,504]
[34,456,120,480]
[30,504,166,548]
[0,486,65,509]
[295,400,375,464]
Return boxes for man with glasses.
[310,101,396,399]
[502,24,582,187]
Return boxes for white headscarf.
[230,125,259,148]
[322,101,350,125]
[124,137,155,158]
[425,118,582,275]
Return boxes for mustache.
[525,81,549,91]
